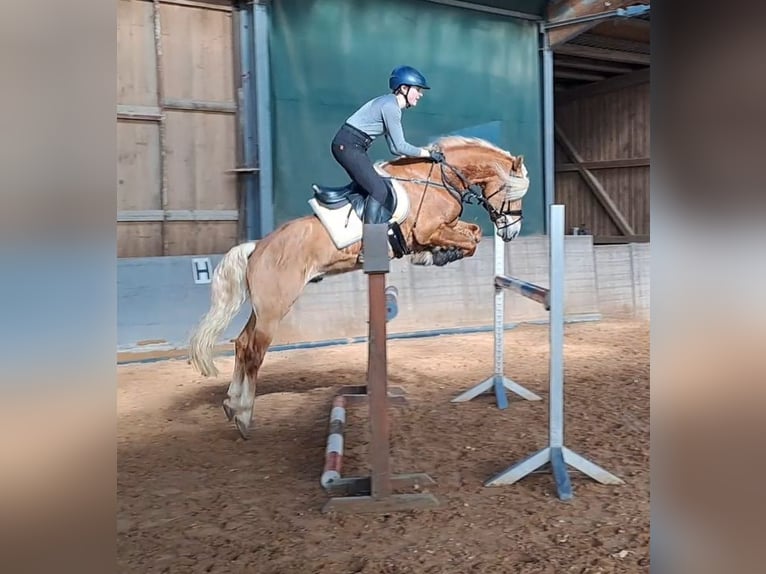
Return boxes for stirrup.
[358,223,408,262]
[388,222,408,258]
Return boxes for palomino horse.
[188,135,530,439]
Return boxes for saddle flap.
[381,179,397,213]
[312,182,358,208]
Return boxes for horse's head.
[429,136,530,241]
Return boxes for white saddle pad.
[308,163,410,250]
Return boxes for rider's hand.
[429,150,445,163]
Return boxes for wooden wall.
[554,80,650,243]
[117,0,240,257]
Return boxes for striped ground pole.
[320,395,347,489]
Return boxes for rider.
[315,65,445,254]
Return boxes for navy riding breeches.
[331,123,390,205]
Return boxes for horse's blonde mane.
[379,135,528,200]
[381,136,514,169]
[429,135,514,159]
[430,136,529,199]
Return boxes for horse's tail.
[189,242,256,377]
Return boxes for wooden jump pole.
[320,395,347,489]
[321,223,440,513]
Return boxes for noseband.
[459,176,524,230]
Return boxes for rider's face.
[406,86,424,106]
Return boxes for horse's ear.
[512,155,524,171]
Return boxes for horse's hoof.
[222,402,235,421]
[234,418,251,440]
[432,247,462,266]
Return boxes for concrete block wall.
[117,235,649,361]
[277,234,600,345]
[593,243,650,319]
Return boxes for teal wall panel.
[269,0,544,235]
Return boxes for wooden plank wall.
[117,0,239,257]
[554,81,650,241]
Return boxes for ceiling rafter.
[546,0,650,48]
[556,67,649,105]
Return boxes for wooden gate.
[117,0,239,257]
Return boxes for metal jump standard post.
[451,227,543,409]
[483,204,624,500]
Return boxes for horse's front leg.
[410,221,483,266]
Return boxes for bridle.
[390,156,525,230]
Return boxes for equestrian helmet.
[389,65,430,91]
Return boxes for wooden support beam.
[591,17,650,43]
[554,43,650,65]
[554,68,607,82]
[117,105,162,122]
[546,0,647,47]
[157,0,233,11]
[556,157,650,172]
[556,67,649,104]
[573,32,650,54]
[555,56,635,74]
[164,99,237,114]
[554,123,635,236]
[153,0,169,255]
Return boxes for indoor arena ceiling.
[445,0,651,97]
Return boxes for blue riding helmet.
[389,65,430,91]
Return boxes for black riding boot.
[362,195,392,224]
[362,196,408,258]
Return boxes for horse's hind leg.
[228,312,278,440]
[222,363,241,421]
[222,312,255,422]
[226,220,339,438]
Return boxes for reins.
[388,156,524,231]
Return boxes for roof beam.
[546,0,650,47]
[556,67,649,104]
[554,68,607,82]
[554,43,650,65]
[591,17,650,43]
[572,32,650,54]
[555,56,635,74]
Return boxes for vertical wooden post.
[152,0,169,255]
[367,270,392,499]
[321,225,439,513]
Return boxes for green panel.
[269,0,544,236]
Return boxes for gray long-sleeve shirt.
[345,94,423,158]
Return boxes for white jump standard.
[483,204,623,500]
[451,225,542,409]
